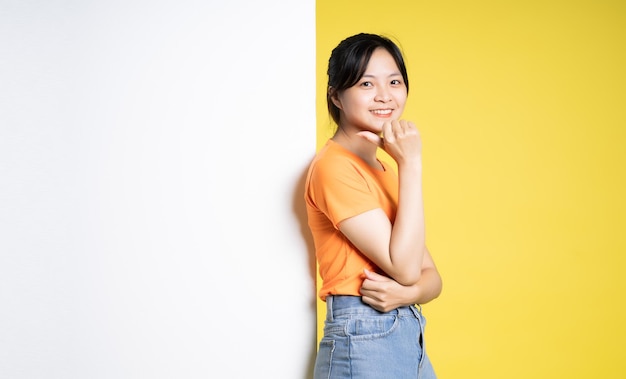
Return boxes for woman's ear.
[328,87,342,110]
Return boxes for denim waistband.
[326,295,420,322]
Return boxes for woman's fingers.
[381,120,422,162]
[356,131,384,147]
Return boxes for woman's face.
[333,48,408,134]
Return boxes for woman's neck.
[332,128,383,170]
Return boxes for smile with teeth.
[371,109,392,115]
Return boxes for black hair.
[326,33,409,126]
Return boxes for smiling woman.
[305,33,442,379]
[318,2,626,378]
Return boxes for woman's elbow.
[431,271,443,298]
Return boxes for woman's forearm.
[388,162,425,285]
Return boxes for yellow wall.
[316,1,626,377]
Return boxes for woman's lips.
[371,109,393,116]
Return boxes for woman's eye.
[391,79,401,85]
[361,81,372,87]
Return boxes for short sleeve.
[308,155,379,229]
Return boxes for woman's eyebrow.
[361,72,402,78]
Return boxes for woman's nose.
[374,87,391,102]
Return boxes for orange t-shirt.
[304,140,398,301]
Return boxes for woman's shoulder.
[311,140,361,174]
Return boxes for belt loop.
[326,296,334,322]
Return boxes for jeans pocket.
[346,314,398,340]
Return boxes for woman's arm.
[360,247,442,312]
[339,120,426,285]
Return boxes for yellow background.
[315,1,626,377]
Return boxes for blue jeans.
[314,295,437,379]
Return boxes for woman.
[305,33,442,378]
